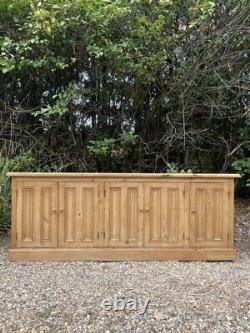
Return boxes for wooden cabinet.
[8,173,240,261]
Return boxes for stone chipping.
[0,199,249,333]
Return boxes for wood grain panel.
[59,182,99,247]
[190,182,230,248]
[22,187,33,243]
[145,183,186,247]
[65,188,76,242]
[104,182,143,247]
[81,187,94,242]
[41,188,51,242]
[9,248,237,261]
[16,181,57,248]
[127,188,138,241]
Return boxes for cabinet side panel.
[228,179,235,248]
[10,179,17,248]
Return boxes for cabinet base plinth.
[9,248,236,261]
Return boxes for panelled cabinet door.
[144,182,187,247]
[190,182,230,248]
[104,182,144,247]
[59,182,100,247]
[16,181,58,248]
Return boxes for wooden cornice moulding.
[7,172,241,178]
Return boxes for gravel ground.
[0,199,249,333]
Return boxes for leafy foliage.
[232,158,250,183]
[232,158,250,196]
[0,0,249,229]
[88,132,138,171]
[166,162,192,174]
[0,150,36,232]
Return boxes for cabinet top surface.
[7,172,241,179]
